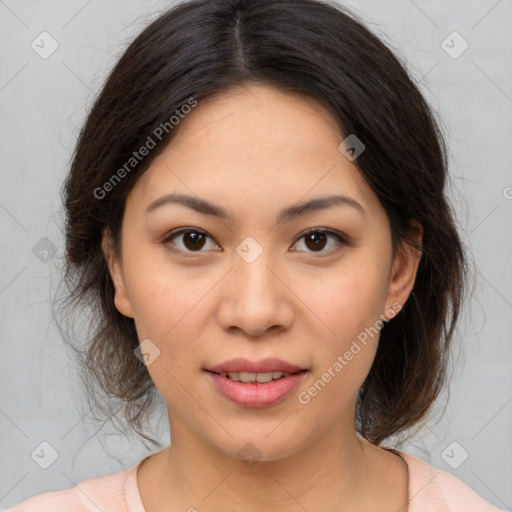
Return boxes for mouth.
[204,358,309,408]
[205,356,307,376]
[205,369,307,384]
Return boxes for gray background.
[1,0,511,509]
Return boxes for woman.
[4,0,503,510]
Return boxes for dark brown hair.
[57,0,468,449]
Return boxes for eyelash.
[161,227,348,257]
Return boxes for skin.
[103,84,423,512]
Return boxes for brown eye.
[293,229,346,254]
[162,227,347,257]
[162,228,218,254]
[305,231,328,251]
[182,231,206,250]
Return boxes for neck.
[143,412,390,512]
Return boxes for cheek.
[125,267,215,406]
[123,250,212,354]
[295,284,382,421]
[133,277,210,341]
[298,261,387,384]
[306,261,387,338]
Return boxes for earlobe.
[384,221,423,320]
[101,229,134,319]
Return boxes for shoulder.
[1,462,140,512]
[398,451,505,512]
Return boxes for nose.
[216,249,294,338]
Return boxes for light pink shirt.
[2,451,504,511]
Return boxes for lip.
[206,357,305,374]
[206,370,308,408]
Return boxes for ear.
[101,228,134,318]
[383,220,423,321]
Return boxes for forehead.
[126,84,379,222]
[169,84,344,154]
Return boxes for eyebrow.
[144,192,366,223]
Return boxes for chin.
[211,431,306,465]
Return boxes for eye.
[161,228,219,255]
[162,227,347,256]
[292,228,347,254]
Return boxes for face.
[103,84,422,462]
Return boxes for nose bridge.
[233,238,280,306]
[220,237,290,335]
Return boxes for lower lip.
[206,370,307,408]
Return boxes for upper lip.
[206,357,306,374]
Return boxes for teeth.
[218,371,291,383]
